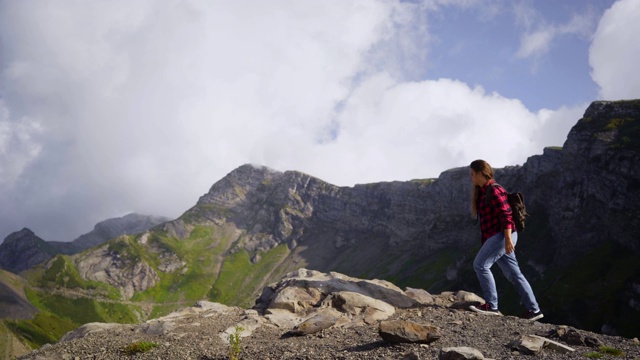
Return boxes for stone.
[323,291,396,324]
[560,328,584,345]
[355,279,419,308]
[555,325,568,337]
[508,335,546,355]
[288,309,342,336]
[263,308,300,329]
[268,285,324,313]
[401,350,420,360]
[585,336,603,348]
[439,346,486,360]
[405,287,434,305]
[450,291,484,309]
[530,335,576,354]
[378,320,441,344]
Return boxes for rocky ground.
[17,269,640,359]
[19,304,640,360]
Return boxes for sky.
[1,0,639,241]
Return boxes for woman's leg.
[495,233,540,312]
[473,233,507,310]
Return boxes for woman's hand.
[504,229,515,254]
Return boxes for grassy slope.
[134,226,224,303]
[0,270,29,297]
[0,321,32,360]
[208,244,290,307]
[0,270,35,358]
[10,254,141,349]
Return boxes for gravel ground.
[19,304,640,360]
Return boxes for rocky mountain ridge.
[0,213,169,274]
[18,269,640,360]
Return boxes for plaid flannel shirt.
[477,180,515,244]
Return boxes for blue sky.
[1,0,638,241]
[424,0,613,110]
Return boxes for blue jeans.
[473,231,540,312]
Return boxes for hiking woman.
[468,159,543,321]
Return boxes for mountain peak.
[0,228,56,274]
[3,228,39,245]
[196,164,285,207]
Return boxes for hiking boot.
[469,303,502,316]
[523,310,544,321]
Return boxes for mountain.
[8,99,640,354]
[70,213,171,250]
[0,229,60,274]
[0,214,170,274]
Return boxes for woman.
[468,159,543,321]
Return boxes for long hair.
[470,159,494,216]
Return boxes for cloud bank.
[590,0,640,100]
[0,0,633,240]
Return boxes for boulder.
[405,287,434,305]
[378,320,441,344]
[268,285,323,313]
[439,346,486,360]
[530,335,576,354]
[322,291,395,325]
[256,268,418,315]
[450,290,484,310]
[288,308,344,336]
[254,268,418,331]
[561,328,585,346]
[508,335,546,355]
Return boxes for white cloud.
[309,74,578,185]
[590,0,640,100]
[0,0,584,240]
[0,101,42,187]
[515,3,597,60]
[517,28,554,59]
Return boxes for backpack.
[486,183,529,233]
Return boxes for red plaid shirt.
[477,180,515,243]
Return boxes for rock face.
[75,244,160,299]
[0,214,168,274]
[0,229,59,273]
